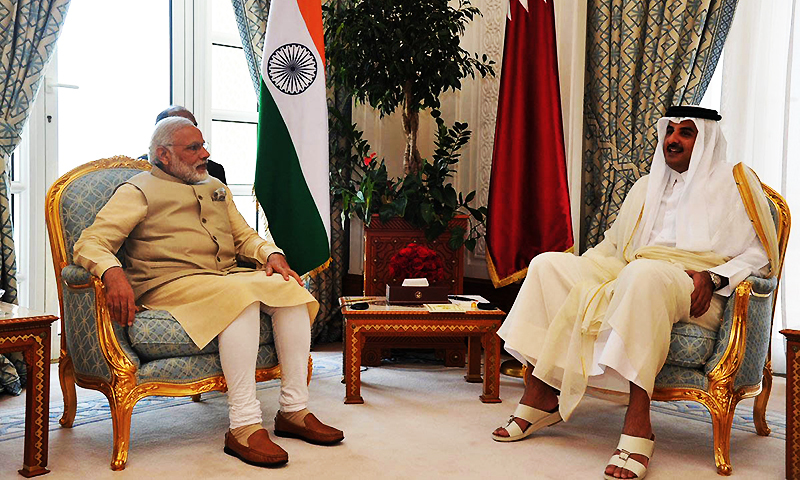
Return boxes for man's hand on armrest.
[102,267,136,327]
[686,269,725,318]
[260,253,303,286]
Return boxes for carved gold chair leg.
[108,394,136,471]
[710,404,736,476]
[191,394,202,402]
[753,365,773,436]
[58,353,77,428]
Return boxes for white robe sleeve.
[709,231,769,297]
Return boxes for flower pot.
[362,214,467,296]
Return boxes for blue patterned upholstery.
[62,264,92,285]
[657,275,778,391]
[62,284,113,382]
[733,284,775,390]
[655,364,708,391]
[666,322,717,369]
[59,168,143,265]
[137,343,279,383]
[128,309,275,361]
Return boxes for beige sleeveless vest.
[123,169,240,298]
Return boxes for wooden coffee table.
[340,297,505,404]
[0,302,58,477]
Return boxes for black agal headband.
[664,105,722,121]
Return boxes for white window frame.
[188,0,262,234]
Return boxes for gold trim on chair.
[652,280,752,476]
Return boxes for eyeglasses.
[164,142,210,153]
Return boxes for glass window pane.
[232,194,259,231]
[212,0,240,39]
[210,120,257,185]
[211,44,257,112]
[57,0,170,174]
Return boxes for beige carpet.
[0,343,786,479]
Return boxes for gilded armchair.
[652,183,790,475]
[45,156,311,471]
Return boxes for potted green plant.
[330,110,486,252]
[324,0,495,175]
[324,0,495,254]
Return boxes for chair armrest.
[61,264,93,287]
[60,265,141,376]
[746,275,777,296]
[704,276,776,389]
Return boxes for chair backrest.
[45,156,151,310]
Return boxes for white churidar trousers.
[218,302,311,429]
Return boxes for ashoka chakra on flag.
[267,43,317,95]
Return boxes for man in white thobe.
[491,106,778,480]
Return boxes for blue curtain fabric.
[581,0,738,249]
[0,0,71,395]
[230,0,270,96]
[231,0,347,343]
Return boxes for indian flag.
[255,0,330,276]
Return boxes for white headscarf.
[636,115,741,253]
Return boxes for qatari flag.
[486,0,573,287]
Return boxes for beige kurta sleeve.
[224,187,284,265]
[73,184,148,278]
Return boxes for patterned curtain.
[581,0,738,249]
[230,0,269,97]
[0,0,71,395]
[231,0,348,343]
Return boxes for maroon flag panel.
[487,0,573,287]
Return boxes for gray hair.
[155,105,197,125]
[149,116,195,167]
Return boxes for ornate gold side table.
[0,302,58,477]
[340,297,505,404]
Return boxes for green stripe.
[255,78,329,275]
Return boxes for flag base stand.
[500,359,523,378]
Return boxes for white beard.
[169,160,209,184]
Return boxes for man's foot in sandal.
[603,433,655,479]
[492,370,560,441]
[491,403,562,442]
[604,383,654,479]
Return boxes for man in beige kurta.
[74,116,343,467]
[491,106,778,480]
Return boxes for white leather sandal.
[491,403,562,442]
[603,434,655,480]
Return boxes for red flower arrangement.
[388,243,445,284]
